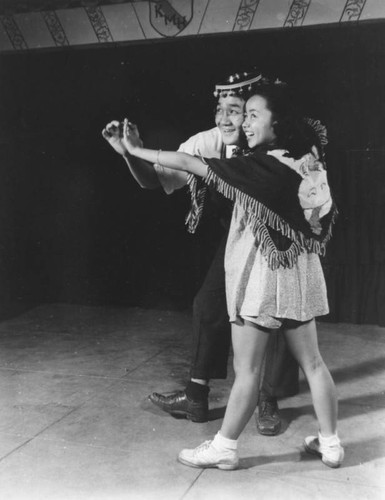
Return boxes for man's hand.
[122,118,143,155]
[102,119,160,188]
[102,120,127,156]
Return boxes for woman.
[122,81,344,470]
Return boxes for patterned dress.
[205,148,336,329]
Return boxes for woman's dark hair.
[250,84,322,159]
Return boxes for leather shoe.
[149,390,208,423]
[256,396,281,435]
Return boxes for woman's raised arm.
[122,119,208,178]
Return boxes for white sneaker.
[178,440,239,470]
[304,433,344,468]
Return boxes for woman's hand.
[122,118,143,155]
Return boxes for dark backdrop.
[0,21,384,324]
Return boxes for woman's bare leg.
[284,319,337,436]
[220,321,270,439]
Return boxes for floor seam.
[0,374,131,463]
[0,405,81,464]
[123,347,175,377]
[179,469,205,499]
[0,366,142,380]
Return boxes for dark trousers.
[190,234,299,398]
[261,330,299,398]
[190,234,231,380]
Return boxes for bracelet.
[157,149,162,166]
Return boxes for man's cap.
[213,71,262,97]
[213,71,286,98]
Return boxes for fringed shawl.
[185,173,207,233]
[204,150,337,270]
[185,143,227,233]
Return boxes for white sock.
[318,432,340,446]
[212,431,238,451]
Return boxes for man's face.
[215,94,245,145]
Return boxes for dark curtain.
[0,21,385,325]
[324,150,385,325]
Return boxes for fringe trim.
[252,220,304,270]
[185,173,207,234]
[206,168,337,269]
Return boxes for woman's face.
[215,94,245,145]
[242,95,276,149]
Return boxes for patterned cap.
[213,71,263,98]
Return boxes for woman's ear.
[311,145,320,159]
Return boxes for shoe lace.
[260,399,278,418]
[161,390,184,401]
[193,440,212,456]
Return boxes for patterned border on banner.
[0,1,144,16]
[85,6,113,42]
[0,14,27,49]
[340,0,367,22]
[42,10,69,46]
[233,0,260,32]
[284,0,311,28]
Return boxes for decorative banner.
[0,14,28,49]
[233,0,260,31]
[85,6,113,42]
[284,0,311,28]
[149,0,194,37]
[42,10,69,47]
[340,0,367,22]
[0,0,384,52]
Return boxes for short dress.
[225,203,329,328]
[205,148,336,330]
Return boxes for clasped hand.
[102,118,143,157]
[121,118,142,155]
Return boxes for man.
[102,71,299,435]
